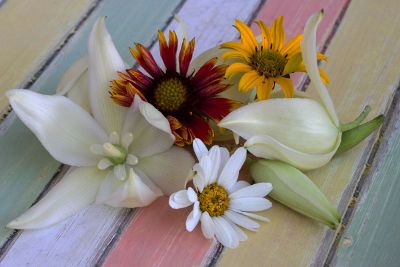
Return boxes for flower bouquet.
[6,10,383,249]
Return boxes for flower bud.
[250,159,340,228]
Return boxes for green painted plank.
[0,0,182,247]
[333,97,400,267]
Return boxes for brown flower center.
[251,49,287,78]
[198,183,229,216]
[153,77,187,112]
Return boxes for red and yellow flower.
[110,31,239,146]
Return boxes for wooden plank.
[101,1,263,266]
[331,93,400,267]
[0,0,183,259]
[0,0,97,115]
[218,0,400,266]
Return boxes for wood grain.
[332,93,400,267]
[102,1,264,266]
[218,0,400,266]
[0,0,183,260]
[0,0,96,115]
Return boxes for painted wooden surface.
[218,0,400,265]
[1,0,400,266]
[332,93,400,267]
[0,0,96,115]
[0,0,182,257]
[102,1,263,266]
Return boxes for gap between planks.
[324,84,400,266]
[0,0,104,119]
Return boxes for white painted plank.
[1,0,263,266]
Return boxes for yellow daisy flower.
[221,16,329,100]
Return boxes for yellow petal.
[317,52,328,61]
[220,41,252,56]
[238,70,264,92]
[235,20,259,52]
[283,52,303,75]
[255,20,271,49]
[319,68,330,84]
[256,79,274,100]
[281,34,302,56]
[270,16,285,51]
[276,77,294,98]
[225,63,253,80]
[221,51,249,61]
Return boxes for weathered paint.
[0,0,182,255]
[0,0,95,115]
[218,0,400,265]
[332,94,400,267]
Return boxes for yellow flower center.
[154,77,187,112]
[251,49,287,78]
[198,183,229,216]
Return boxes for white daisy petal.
[224,216,248,241]
[228,180,251,194]
[218,147,247,190]
[218,147,230,175]
[199,155,213,185]
[193,172,206,193]
[233,210,270,222]
[212,216,239,249]
[225,210,259,231]
[230,197,272,212]
[229,183,273,199]
[169,189,192,209]
[207,146,221,184]
[187,187,198,203]
[186,201,201,232]
[193,138,208,161]
[200,212,215,239]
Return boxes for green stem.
[336,114,384,155]
[340,105,371,131]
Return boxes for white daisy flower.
[169,138,273,248]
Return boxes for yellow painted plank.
[218,0,400,266]
[0,0,95,114]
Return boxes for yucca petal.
[123,95,174,157]
[7,89,107,166]
[137,146,194,195]
[101,168,163,208]
[88,17,127,134]
[219,98,339,154]
[56,56,88,96]
[189,46,222,75]
[302,11,339,126]
[7,166,104,229]
[245,134,339,170]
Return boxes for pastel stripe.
[102,0,349,266]
[219,0,400,265]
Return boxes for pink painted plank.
[103,198,214,267]
[252,0,350,87]
[102,1,350,266]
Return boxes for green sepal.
[336,115,384,155]
[250,159,341,229]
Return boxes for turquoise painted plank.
[0,0,182,247]
[333,99,400,267]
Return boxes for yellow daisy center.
[154,77,187,112]
[251,49,287,78]
[198,183,229,216]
